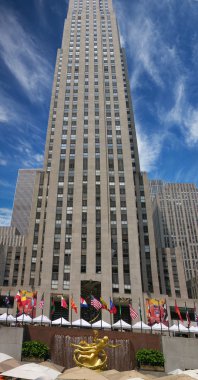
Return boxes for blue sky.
[0,0,198,225]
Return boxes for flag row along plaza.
[0,290,197,332]
[0,0,197,338]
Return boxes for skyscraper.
[24,0,145,316]
[4,0,194,320]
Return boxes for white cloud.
[34,154,44,163]
[0,179,13,188]
[136,123,164,171]
[0,6,52,102]
[0,91,24,126]
[114,0,179,90]
[0,208,12,226]
[0,105,10,123]
[165,79,198,146]
[0,159,7,166]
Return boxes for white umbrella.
[52,318,70,326]
[33,315,51,324]
[169,323,188,332]
[112,319,131,330]
[189,325,198,333]
[72,318,91,327]
[0,353,13,363]
[152,323,169,331]
[132,321,151,330]
[7,314,16,323]
[2,363,60,380]
[0,313,8,321]
[92,320,111,329]
[17,314,32,323]
[0,313,16,323]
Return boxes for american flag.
[129,304,138,320]
[39,293,44,309]
[91,296,102,310]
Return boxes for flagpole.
[139,298,142,334]
[61,304,63,327]
[130,299,133,332]
[185,301,189,336]
[22,306,24,326]
[165,298,170,337]
[148,299,152,335]
[6,300,8,326]
[32,303,34,324]
[70,294,73,327]
[119,298,122,332]
[41,293,44,326]
[6,291,10,326]
[158,300,162,335]
[194,301,198,327]
[109,297,112,330]
[16,304,18,325]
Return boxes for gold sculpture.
[71,330,120,371]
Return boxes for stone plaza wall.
[0,326,23,361]
[162,336,198,372]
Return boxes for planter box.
[22,357,44,363]
[140,364,165,372]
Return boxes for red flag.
[71,297,77,313]
[61,296,67,309]
[175,301,183,323]
[15,290,22,306]
[109,299,117,314]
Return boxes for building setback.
[150,181,198,286]
[11,169,41,236]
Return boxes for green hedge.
[136,349,165,367]
[22,341,49,359]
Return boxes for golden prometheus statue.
[71,330,120,371]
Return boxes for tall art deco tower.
[1,0,161,320]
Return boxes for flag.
[129,304,138,320]
[147,300,151,322]
[15,290,21,303]
[39,293,44,309]
[80,297,88,308]
[154,304,160,320]
[71,297,78,313]
[21,294,27,306]
[185,305,190,328]
[175,300,183,323]
[91,296,102,310]
[61,296,68,309]
[31,297,35,307]
[100,297,108,310]
[109,299,117,314]
[4,291,10,306]
[163,300,168,322]
[51,297,55,315]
